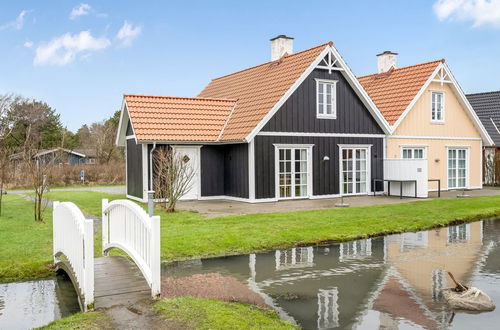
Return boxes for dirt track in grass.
[161,273,269,308]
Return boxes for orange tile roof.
[198,43,329,140]
[358,60,443,125]
[124,94,237,142]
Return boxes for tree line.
[0,93,123,220]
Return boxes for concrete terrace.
[177,187,500,218]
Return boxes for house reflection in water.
[357,222,485,329]
[247,239,385,329]
[164,221,494,329]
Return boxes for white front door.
[276,146,311,199]
[172,146,200,200]
[448,148,467,189]
[340,147,370,195]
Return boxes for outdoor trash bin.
[442,287,496,312]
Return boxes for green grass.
[8,184,125,191]
[0,194,54,282]
[43,191,125,216]
[37,311,112,330]
[42,191,500,261]
[154,297,297,330]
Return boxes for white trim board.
[245,44,391,142]
[258,131,385,138]
[248,139,256,201]
[388,135,481,141]
[116,100,137,146]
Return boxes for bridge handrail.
[53,201,94,311]
[102,199,160,297]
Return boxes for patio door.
[277,147,311,199]
[448,148,467,189]
[340,147,369,195]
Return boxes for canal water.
[163,219,500,330]
[1,219,499,329]
[0,275,80,329]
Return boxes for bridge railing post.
[101,199,109,256]
[150,215,161,298]
[83,218,94,311]
[52,201,60,264]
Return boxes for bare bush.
[153,148,195,213]
[8,161,125,188]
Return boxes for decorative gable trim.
[316,50,343,73]
[245,44,391,142]
[391,62,493,146]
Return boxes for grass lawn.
[0,194,54,282]
[42,191,500,261]
[37,311,112,330]
[154,297,297,329]
[38,298,294,329]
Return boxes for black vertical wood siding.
[262,68,384,134]
[224,144,249,198]
[126,139,143,198]
[254,136,384,199]
[200,144,249,198]
[200,146,225,196]
[126,118,134,136]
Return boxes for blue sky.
[1,0,500,131]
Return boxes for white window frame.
[430,91,445,124]
[315,79,337,119]
[400,146,427,159]
[274,144,313,200]
[446,146,469,189]
[338,144,372,196]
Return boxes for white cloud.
[24,40,34,48]
[434,0,500,28]
[69,3,91,20]
[34,31,110,66]
[0,10,31,31]
[116,21,141,46]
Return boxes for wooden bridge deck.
[94,256,151,309]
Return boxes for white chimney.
[376,51,398,73]
[270,35,294,61]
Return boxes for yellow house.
[359,52,493,195]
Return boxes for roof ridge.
[209,42,331,82]
[358,59,444,79]
[124,94,237,102]
[466,90,500,96]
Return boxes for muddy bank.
[161,273,268,308]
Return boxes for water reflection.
[164,220,500,330]
[0,274,80,330]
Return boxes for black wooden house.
[116,37,390,202]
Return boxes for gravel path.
[8,185,126,195]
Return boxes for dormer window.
[316,79,337,119]
[431,91,444,123]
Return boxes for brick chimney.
[270,35,294,61]
[377,51,398,73]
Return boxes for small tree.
[153,148,195,213]
[0,94,18,216]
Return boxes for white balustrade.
[102,199,161,297]
[53,201,94,311]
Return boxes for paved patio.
[177,187,500,218]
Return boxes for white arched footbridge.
[53,199,160,311]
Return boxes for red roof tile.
[358,60,443,125]
[198,43,329,140]
[124,95,237,142]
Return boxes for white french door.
[277,146,311,199]
[340,147,370,195]
[448,148,467,189]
